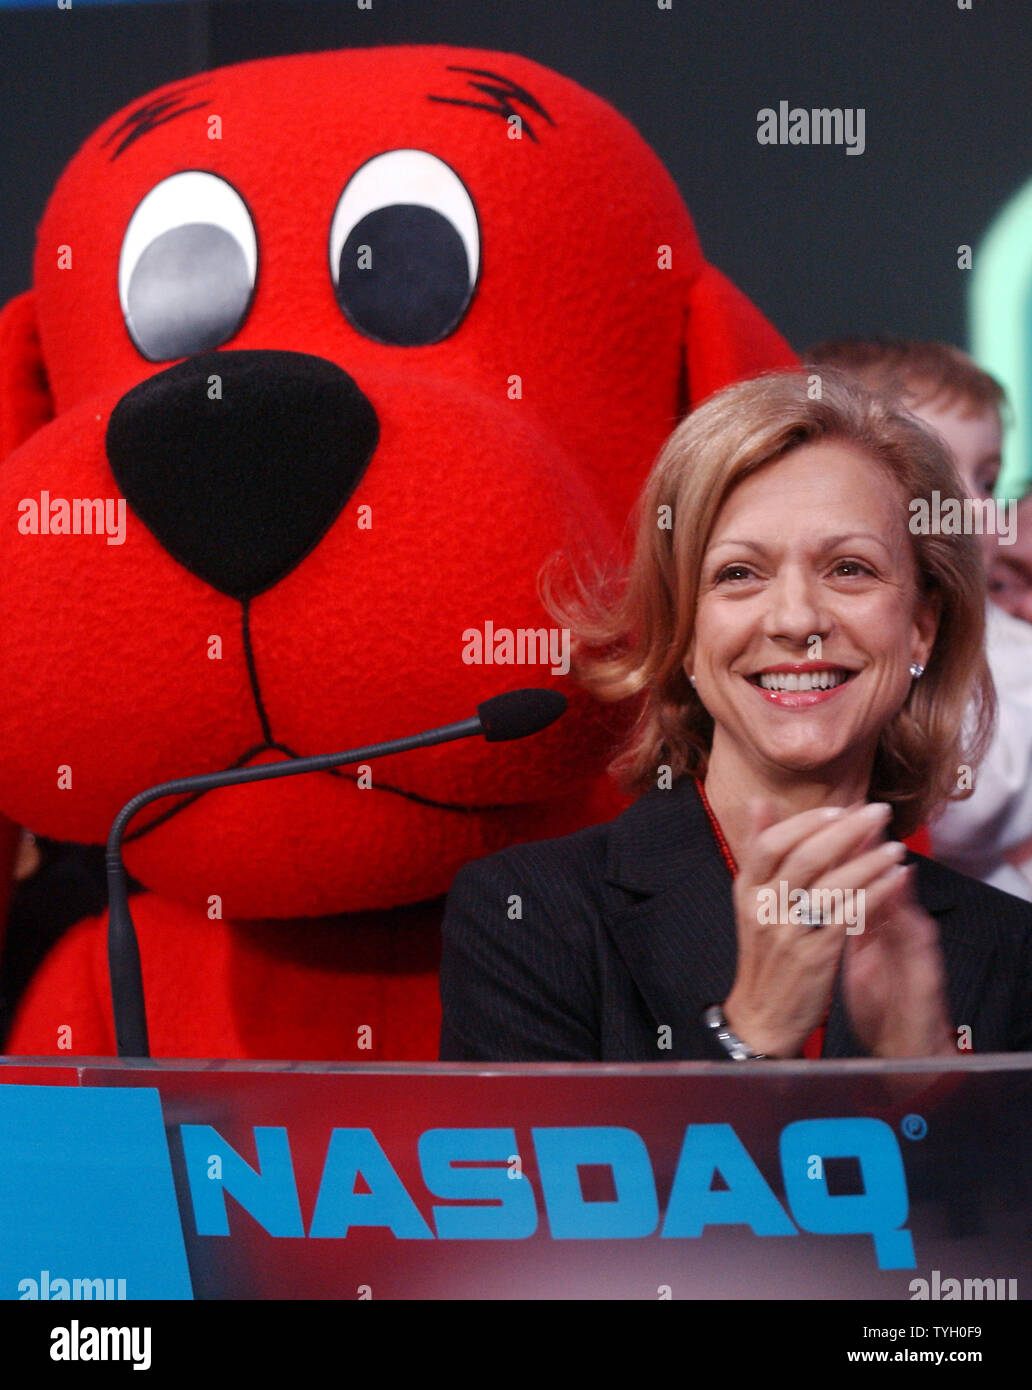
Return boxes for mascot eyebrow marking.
[101,81,211,160]
[427,65,555,143]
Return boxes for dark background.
[2,0,1030,355]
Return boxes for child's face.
[908,395,1004,574]
[908,396,1002,501]
[987,495,1032,625]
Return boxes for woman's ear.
[0,291,54,459]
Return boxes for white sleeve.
[929,604,1032,899]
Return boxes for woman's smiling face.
[688,439,939,783]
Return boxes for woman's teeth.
[756,669,851,692]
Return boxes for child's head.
[807,336,1005,502]
[987,492,1032,624]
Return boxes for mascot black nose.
[106,350,379,600]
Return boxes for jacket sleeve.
[438,851,603,1061]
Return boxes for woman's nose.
[762,568,827,641]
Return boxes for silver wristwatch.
[702,1004,767,1060]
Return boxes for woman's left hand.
[842,864,958,1058]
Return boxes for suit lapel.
[602,777,739,1056]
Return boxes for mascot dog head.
[0,47,793,921]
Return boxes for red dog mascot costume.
[0,47,794,1060]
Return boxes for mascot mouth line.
[123,741,506,843]
[123,604,515,844]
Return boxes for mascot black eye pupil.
[125,223,253,362]
[335,204,473,346]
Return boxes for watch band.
[702,1004,767,1060]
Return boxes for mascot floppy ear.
[0,291,53,459]
[0,290,53,948]
[684,262,797,410]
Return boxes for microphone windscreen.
[477,688,567,742]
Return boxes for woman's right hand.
[722,799,910,1057]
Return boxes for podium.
[1,1055,1029,1300]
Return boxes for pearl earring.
[909,663,924,679]
[689,674,697,688]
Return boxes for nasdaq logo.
[180,1116,914,1270]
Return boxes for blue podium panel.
[1,1057,1029,1300]
[0,1084,193,1300]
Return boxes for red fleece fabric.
[0,46,795,1060]
[10,893,446,1061]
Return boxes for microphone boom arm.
[106,713,484,1058]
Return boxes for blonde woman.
[439,371,1032,1061]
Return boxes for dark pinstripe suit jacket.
[439,775,1032,1061]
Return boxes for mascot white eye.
[329,148,480,346]
[119,171,258,362]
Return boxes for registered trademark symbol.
[901,1113,927,1140]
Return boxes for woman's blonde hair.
[540,369,995,838]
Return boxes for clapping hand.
[723,798,954,1058]
[841,862,956,1058]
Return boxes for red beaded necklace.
[695,776,738,877]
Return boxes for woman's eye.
[715,565,753,583]
[832,560,873,577]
